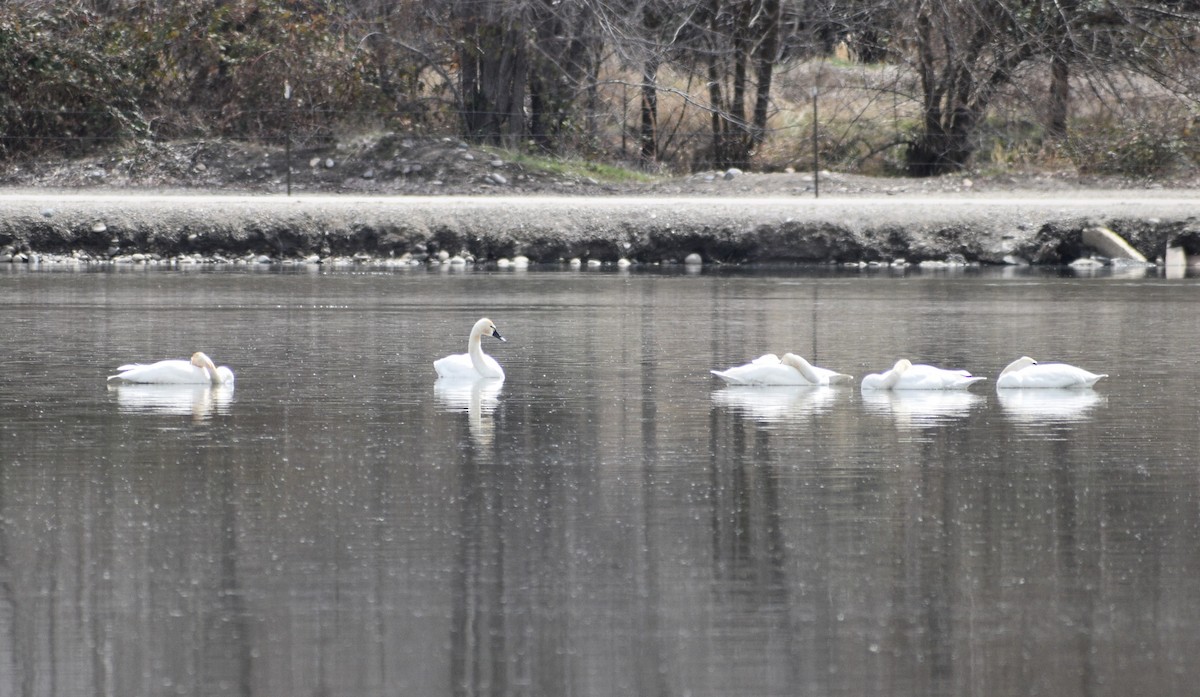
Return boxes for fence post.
[284,80,293,196]
[810,86,819,199]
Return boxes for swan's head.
[892,358,912,373]
[474,317,506,342]
[1001,356,1038,375]
[190,352,224,384]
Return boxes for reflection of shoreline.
[435,377,503,445]
[997,388,1104,424]
[860,389,982,427]
[110,383,235,421]
[711,385,838,422]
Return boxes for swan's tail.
[710,370,744,385]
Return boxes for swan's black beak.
[492,329,506,342]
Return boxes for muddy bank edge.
[2,193,1198,266]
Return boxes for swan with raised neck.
[434,318,506,379]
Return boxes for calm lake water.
[1,263,1198,697]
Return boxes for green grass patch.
[498,149,661,184]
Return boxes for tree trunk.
[707,51,728,167]
[640,57,659,166]
[1047,0,1078,139]
[457,2,527,146]
[905,0,1036,176]
[1048,54,1069,138]
[751,0,781,146]
[724,0,755,168]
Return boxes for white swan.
[860,358,985,390]
[711,353,853,386]
[107,351,234,385]
[433,318,506,379]
[996,356,1107,388]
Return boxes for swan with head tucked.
[860,358,985,390]
[711,352,852,386]
[434,318,506,379]
[997,356,1107,388]
[108,351,235,385]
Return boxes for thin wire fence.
[2,88,1195,179]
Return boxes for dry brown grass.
[588,57,1195,179]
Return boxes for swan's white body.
[108,352,234,385]
[996,356,1107,388]
[711,353,853,386]
[860,359,985,390]
[434,318,506,379]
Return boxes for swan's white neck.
[781,353,821,383]
[191,352,223,385]
[468,327,490,374]
[1001,356,1037,376]
[879,359,910,388]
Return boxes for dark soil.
[2,134,1195,197]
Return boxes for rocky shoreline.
[2,190,1198,268]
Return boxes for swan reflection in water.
[860,389,983,428]
[711,385,839,423]
[109,383,235,422]
[997,388,1105,425]
[434,377,504,446]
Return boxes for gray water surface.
[1,265,1197,697]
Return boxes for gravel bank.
[2,191,1198,267]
